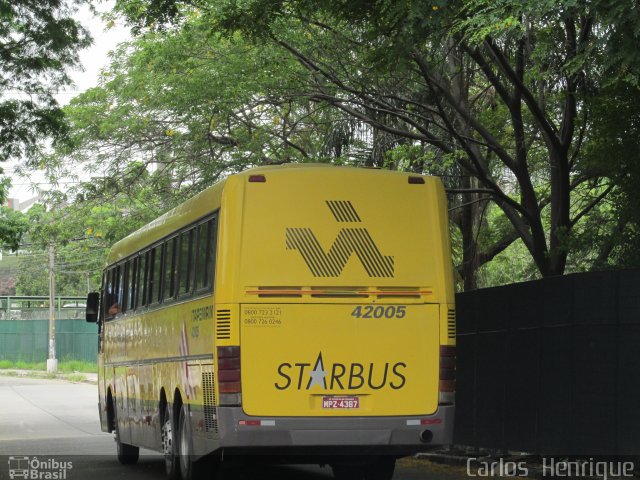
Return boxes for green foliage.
[14,196,160,296]
[182,0,640,284]
[36,0,637,291]
[0,360,97,373]
[576,83,640,269]
[477,238,541,287]
[15,241,103,296]
[57,360,98,373]
[0,207,30,251]
[0,175,8,204]
[0,360,46,371]
[0,0,91,200]
[38,6,376,232]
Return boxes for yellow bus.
[86,164,456,480]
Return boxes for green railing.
[0,295,87,320]
[0,296,97,362]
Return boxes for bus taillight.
[218,346,242,406]
[439,345,455,405]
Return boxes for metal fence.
[0,296,97,363]
[0,296,87,320]
[454,268,640,455]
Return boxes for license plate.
[322,396,360,409]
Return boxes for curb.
[416,452,471,467]
[0,369,98,384]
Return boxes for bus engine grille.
[202,372,218,433]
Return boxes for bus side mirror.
[86,292,100,323]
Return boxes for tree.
[32,5,426,295]
[575,83,640,269]
[0,206,29,251]
[14,192,162,296]
[111,0,640,289]
[0,0,91,202]
[38,18,369,211]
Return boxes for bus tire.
[177,404,216,480]
[113,399,139,465]
[178,404,196,480]
[162,404,179,479]
[116,431,139,465]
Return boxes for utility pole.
[47,241,57,373]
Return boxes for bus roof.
[105,164,436,265]
[106,178,226,265]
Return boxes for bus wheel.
[364,457,395,480]
[177,404,216,480]
[113,399,139,465]
[178,404,195,480]
[115,427,139,465]
[162,404,179,479]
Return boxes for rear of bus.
[213,165,455,463]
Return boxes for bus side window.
[207,216,218,289]
[112,264,124,316]
[98,271,106,325]
[105,266,122,319]
[138,252,149,308]
[121,262,129,314]
[194,222,208,291]
[149,245,163,305]
[104,268,116,321]
[195,217,217,291]
[178,229,194,296]
[132,255,142,310]
[127,257,137,312]
[164,237,177,301]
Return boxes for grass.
[0,359,97,373]
[0,360,46,370]
[57,360,98,373]
[66,373,88,382]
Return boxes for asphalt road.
[0,375,470,480]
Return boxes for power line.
[8,182,87,186]
[13,236,105,249]
[1,89,88,95]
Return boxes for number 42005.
[351,305,406,319]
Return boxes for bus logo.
[275,352,407,391]
[7,456,73,479]
[285,201,394,277]
[8,457,29,479]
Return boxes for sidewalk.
[0,368,98,384]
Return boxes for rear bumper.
[215,404,454,457]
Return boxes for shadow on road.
[78,457,330,480]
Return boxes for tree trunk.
[459,175,484,291]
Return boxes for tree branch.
[412,49,521,175]
[483,37,562,153]
[570,184,615,228]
